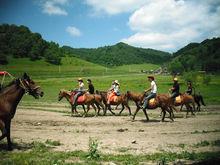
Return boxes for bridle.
[19,79,40,94]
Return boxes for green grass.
[0,141,220,165]
[1,57,220,104]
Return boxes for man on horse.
[170,77,180,103]
[87,79,94,94]
[142,76,157,109]
[72,78,85,108]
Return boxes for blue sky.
[0,0,220,52]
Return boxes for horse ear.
[23,73,30,80]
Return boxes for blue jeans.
[143,93,156,109]
[171,92,179,103]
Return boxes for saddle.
[175,95,182,104]
[107,92,118,103]
[70,92,86,104]
[148,98,157,108]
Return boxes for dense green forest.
[0,24,62,65]
[62,43,171,67]
[169,38,220,73]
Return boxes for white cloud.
[85,0,147,15]
[66,26,82,37]
[42,0,68,15]
[121,0,220,52]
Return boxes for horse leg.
[161,109,166,122]
[0,119,6,140]
[142,108,149,121]
[167,107,174,122]
[5,120,12,150]
[132,107,140,120]
[180,104,184,111]
[107,104,116,115]
[118,104,125,115]
[126,104,132,116]
[91,103,97,117]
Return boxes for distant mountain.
[169,37,220,73]
[62,42,171,67]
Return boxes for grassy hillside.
[62,42,171,67]
[169,37,220,73]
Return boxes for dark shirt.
[88,84,94,94]
[172,82,180,94]
[186,86,192,95]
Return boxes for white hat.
[114,80,119,84]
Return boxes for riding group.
[58,75,205,121]
[0,73,205,150]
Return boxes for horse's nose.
[40,92,44,97]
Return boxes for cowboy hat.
[147,76,155,80]
[114,80,119,84]
[173,77,178,81]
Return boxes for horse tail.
[200,95,206,106]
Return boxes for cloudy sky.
[0,0,220,52]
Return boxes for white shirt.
[78,82,84,91]
[151,81,157,93]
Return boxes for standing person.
[72,78,85,108]
[142,76,157,109]
[87,79,94,94]
[170,77,180,102]
[186,81,193,95]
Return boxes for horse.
[58,90,105,117]
[126,91,146,108]
[180,93,205,112]
[132,93,174,122]
[0,73,43,150]
[106,91,132,116]
[173,93,196,116]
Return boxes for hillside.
[169,37,220,73]
[62,42,171,67]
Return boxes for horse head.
[19,73,44,99]
[58,90,72,101]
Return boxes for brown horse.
[132,93,174,122]
[173,93,195,115]
[58,90,105,117]
[126,91,145,108]
[0,73,43,150]
[106,92,131,116]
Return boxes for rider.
[87,79,94,94]
[72,78,85,108]
[186,80,193,95]
[170,77,180,103]
[142,76,157,109]
[107,80,120,104]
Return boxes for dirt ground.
[6,103,220,154]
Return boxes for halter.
[19,79,40,94]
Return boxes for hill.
[169,37,220,73]
[62,42,171,67]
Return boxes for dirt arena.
[6,103,220,154]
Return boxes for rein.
[19,79,40,94]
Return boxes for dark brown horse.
[132,93,174,122]
[126,91,145,108]
[0,73,43,150]
[58,90,105,117]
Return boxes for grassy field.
[0,57,220,104]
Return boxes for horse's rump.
[70,92,86,104]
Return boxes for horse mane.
[0,79,19,95]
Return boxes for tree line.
[0,24,62,65]
[168,37,220,73]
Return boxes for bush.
[87,137,100,160]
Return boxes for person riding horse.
[107,80,120,104]
[170,77,180,103]
[186,80,193,95]
[142,76,157,109]
[87,79,95,94]
[72,78,86,108]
